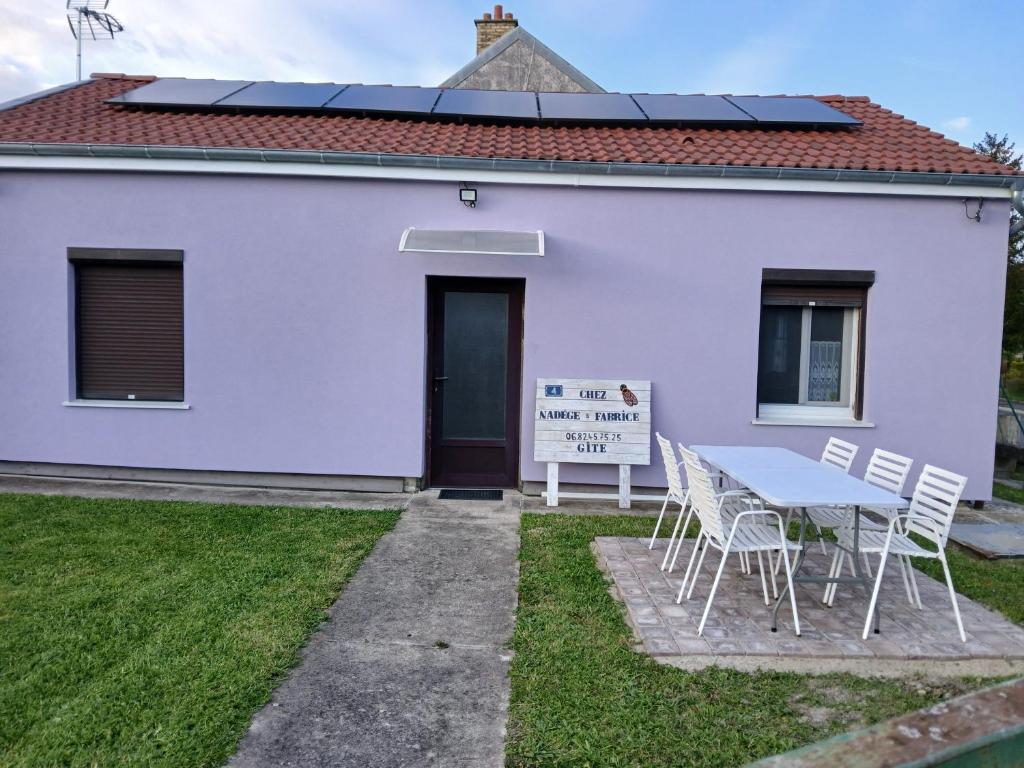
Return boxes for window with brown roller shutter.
[757,269,874,421]
[70,249,183,401]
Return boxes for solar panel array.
[107,78,862,127]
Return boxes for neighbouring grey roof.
[440,27,603,93]
[0,80,89,112]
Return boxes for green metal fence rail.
[747,677,1024,767]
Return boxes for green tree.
[973,133,1023,361]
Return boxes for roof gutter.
[0,141,1020,196]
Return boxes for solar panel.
[107,78,864,130]
[724,96,861,125]
[107,78,253,107]
[632,94,754,123]
[538,92,646,122]
[325,85,441,115]
[216,81,346,109]
[433,88,537,120]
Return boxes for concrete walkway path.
[228,491,521,768]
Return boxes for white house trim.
[0,153,1015,199]
[62,399,191,410]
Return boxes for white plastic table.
[691,445,909,633]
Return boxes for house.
[441,5,603,93]
[0,43,1020,501]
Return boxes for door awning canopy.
[399,228,544,256]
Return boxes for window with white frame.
[756,270,872,421]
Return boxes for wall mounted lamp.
[460,183,478,208]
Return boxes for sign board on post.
[534,379,651,508]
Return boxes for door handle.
[433,376,449,382]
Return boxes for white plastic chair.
[654,438,742,573]
[822,449,917,606]
[675,448,801,636]
[671,444,756,595]
[849,464,969,641]
[649,433,691,559]
[821,436,859,472]
[774,436,860,573]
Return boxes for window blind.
[760,284,867,307]
[74,260,184,401]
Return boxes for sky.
[1,0,1021,151]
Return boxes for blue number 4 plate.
[544,385,564,397]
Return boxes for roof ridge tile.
[90,73,157,82]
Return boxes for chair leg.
[862,542,892,640]
[697,547,732,636]
[668,515,696,572]
[756,551,770,606]
[826,549,847,607]
[938,550,967,642]
[816,524,828,556]
[897,553,914,606]
[906,557,923,609]
[829,549,860,607]
[768,550,779,599]
[779,546,801,636]
[649,492,671,548]
[822,545,842,604]
[676,530,703,600]
[660,500,689,571]
[863,551,873,578]
[686,535,713,601]
[773,509,794,576]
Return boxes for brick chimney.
[475,5,518,55]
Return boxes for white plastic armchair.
[655,439,740,572]
[675,449,802,636]
[851,464,969,642]
[822,449,916,606]
[821,436,859,472]
[798,436,861,556]
[775,436,860,574]
[649,432,689,551]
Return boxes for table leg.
[771,507,808,632]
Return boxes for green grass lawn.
[507,513,1012,768]
[993,479,1024,505]
[0,493,399,768]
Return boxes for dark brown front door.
[426,277,523,488]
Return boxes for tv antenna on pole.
[67,1,125,81]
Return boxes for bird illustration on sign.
[620,384,638,407]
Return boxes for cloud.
[694,34,799,95]
[681,0,837,96]
[942,116,972,133]
[0,0,471,102]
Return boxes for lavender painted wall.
[0,171,1009,498]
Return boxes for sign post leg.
[547,462,559,507]
[619,464,631,509]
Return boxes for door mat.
[438,489,503,501]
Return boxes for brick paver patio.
[595,536,1024,661]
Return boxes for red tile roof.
[0,74,1016,177]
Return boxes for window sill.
[63,399,190,410]
[751,416,874,428]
